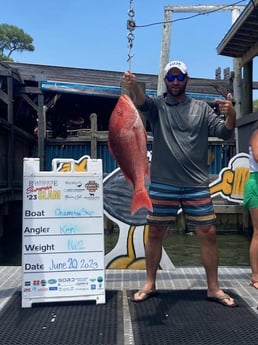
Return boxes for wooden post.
[241,61,253,115]
[158,7,172,96]
[35,74,47,171]
[90,113,97,158]
[37,93,45,170]
[7,76,14,189]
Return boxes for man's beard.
[167,83,186,97]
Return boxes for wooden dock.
[1,265,257,345]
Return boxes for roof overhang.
[40,80,157,97]
[40,80,224,101]
[217,0,258,66]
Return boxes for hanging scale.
[127,0,136,71]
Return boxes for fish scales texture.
[108,94,153,215]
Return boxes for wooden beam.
[37,94,45,171]
[18,86,42,94]
[0,89,8,104]
[21,94,38,112]
[240,42,258,67]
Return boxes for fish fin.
[131,189,153,215]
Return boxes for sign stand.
[22,157,105,308]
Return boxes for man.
[123,60,237,307]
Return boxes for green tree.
[254,99,258,112]
[0,24,34,61]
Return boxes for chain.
[127,0,135,71]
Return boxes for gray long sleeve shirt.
[138,94,234,188]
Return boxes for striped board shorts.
[146,182,216,226]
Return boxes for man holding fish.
[122,60,237,307]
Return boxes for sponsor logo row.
[23,276,104,293]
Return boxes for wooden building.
[217,0,258,153]
[0,60,246,239]
[2,61,237,170]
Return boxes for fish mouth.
[122,94,131,103]
[119,94,134,108]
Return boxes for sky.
[0,0,256,85]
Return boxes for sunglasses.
[165,73,187,82]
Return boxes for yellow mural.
[107,225,148,269]
[209,153,250,203]
[57,156,89,172]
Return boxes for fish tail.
[131,189,153,215]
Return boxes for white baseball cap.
[164,60,188,76]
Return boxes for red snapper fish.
[108,94,153,215]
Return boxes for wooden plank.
[0,267,21,311]
[214,204,243,214]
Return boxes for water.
[163,231,250,266]
[105,230,251,267]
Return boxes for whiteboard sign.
[22,157,105,307]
